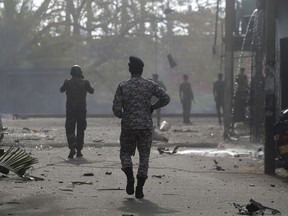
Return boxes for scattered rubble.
[157,146,179,155]
[213,159,225,171]
[233,199,281,215]
[83,172,94,176]
[159,120,171,131]
[71,181,93,185]
[152,175,165,178]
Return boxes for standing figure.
[179,74,195,124]
[233,67,249,122]
[213,73,225,125]
[0,116,7,142]
[112,56,170,199]
[60,65,94,159]
[151,74,167,127]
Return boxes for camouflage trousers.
[120,129,152,178]
[65,108,87,150]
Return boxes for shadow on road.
[118,197,179,215]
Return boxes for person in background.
[0,116,7,131]
[0,116,7,142]
[233,67,249,122]
[213,73,225,125]
[151,73,167,127]
[60,65,94,159]
[112,56,170,199]
[179,74,195,124]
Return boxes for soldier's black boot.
[135,175,147,199]
[122,167,135,195]
[68,147,76,159]
[68,142,76,159]
[76,149,83,158]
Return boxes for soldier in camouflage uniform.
[60,65,94,159]
[112,56,170,199]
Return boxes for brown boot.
[135,175,147,199]
[121,167,135,195]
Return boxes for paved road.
[0,117,287,216]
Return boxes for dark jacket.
[60,77,94,110]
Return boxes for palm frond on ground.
[0,146,38,177]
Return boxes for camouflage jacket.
[112,76,170,130]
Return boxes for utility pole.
[224,0,235,139]
[264,0,276,175]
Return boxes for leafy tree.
[0,0,223,113]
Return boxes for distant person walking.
[112,56,170,199]
[179,74,194,124]
[60,65,94,159]
[151,73,167,127]
[213,73,225,125]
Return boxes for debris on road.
[98,187,124,191]
[83,172,94,176]
[173,129,198,133]
[93,139,104,143]
[0,147,38,179]
[213,159,225,171]
[157,146,179,155]
[233,199,281,215]
[59,188,73,192]
[152,127,169,142]
[22,127,31,133]
[152,174,165,178]
[12,114,28,120]
[71,181,93,185]
[159,120,171,131]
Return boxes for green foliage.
[0,146,38,177]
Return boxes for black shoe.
[68,148,76,159]
[76,150,83,158]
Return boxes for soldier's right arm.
[112,85,123,118]
[60,80,68,93]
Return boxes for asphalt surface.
[0,117,288,216]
